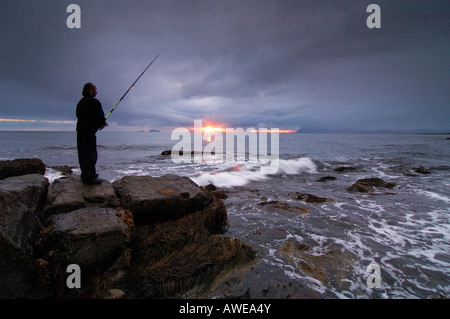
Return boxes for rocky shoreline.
[2,158,424,299]
[0,158,255,299]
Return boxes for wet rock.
[334,166,356,173]
[202,184,228,200]
[288,192,334,203]
[430,294,449,299]
[46,207,132,271]
[0,174,49,214]
[35,207,133,298]
[211,189,228,200]
[228,288,252,299]
[161,150,216,156]
[0,162,255,299]
[315,176,337,182]
[348,177,396,193]
[203,184,218,192]
[113,175,213,226]
[103,288,125,299]
[49,165,74,176]
[278,239,355,289]
[124,227,255,298]
[0,191,38,255]
[161,150,180,156]
[0,158,46,180]
[0,231,38,298]
[257,200,309,214]
[42,176,118,218]
[0,174,49,298]
[414,166,431,174]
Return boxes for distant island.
[136,129,160,133]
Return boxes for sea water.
[1,131,449,298]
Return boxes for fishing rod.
[105,52,161,121]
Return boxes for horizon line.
[0,129,449,134]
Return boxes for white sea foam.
[44,167,63,184]
[276,157,317,175]
[422,191,450,204]
[191,168,269,188]
[191,157,316,188]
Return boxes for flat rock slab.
[113,175,212,225]
[48,207,131,271]
[42,176,118,218]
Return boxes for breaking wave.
[191,157,316,188]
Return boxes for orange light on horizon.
[202,125,226,133]
[189,123,297,134]
[180,119,298,135]
[278,130,297,134]
[189,120,227,133]
[0,118,36,123]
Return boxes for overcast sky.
[0,0,448,132]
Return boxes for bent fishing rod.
[104,52,161,122]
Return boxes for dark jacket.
[76,96,107,133]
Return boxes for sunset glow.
[193,121,296,134]
[0,118,36,122]
[202,125,226,133]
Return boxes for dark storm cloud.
[0,0,449,131]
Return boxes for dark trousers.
[77,131,98,183]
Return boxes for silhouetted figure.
[76,82,108,184]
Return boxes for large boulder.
[41,176,119,218]
[46,207,132,270]
[38,207,133,298]
[120,204,253,298]
[0,159,46,180]
[0,167,254,299]
[0,174,49,298]
[0,174,49,214]
[0,190,40,298]
[113,175,213,226]
[0,174,49,253]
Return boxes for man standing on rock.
[76,82,108,185]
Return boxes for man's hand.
[98,122,108,131]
